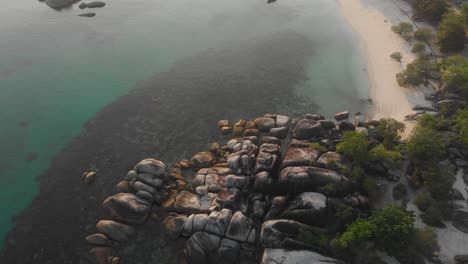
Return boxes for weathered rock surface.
[278,166,350,194]
[261,248,343,264]
[191,152,216,169]
[316,152,351,171]
[281,192,327,226]
[293,119,322,139]
[254,117,275,132]
[453,210,468,234]
[134,159,167,176]
[334,111,349,121]
[102,193,151,224]
[95,220,135,242]
[281,147,319,169]
[260,219,325,249]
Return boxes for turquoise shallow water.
[0,0,369,249]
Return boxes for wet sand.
[0,32,321,263]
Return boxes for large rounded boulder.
[293,119,323,140]
[102,193,151,224]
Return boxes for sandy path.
[338,0,432,130]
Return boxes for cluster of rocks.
[84,111,406,264]
[85,159,170,264]
[157,112,376,264]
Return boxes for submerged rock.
[78,12,96,17]
[83,1,106,8]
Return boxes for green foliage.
[455,108,468,146]
[390,52,403,63]
[396,58,434,87]
[414,28,433,41]
[407,115,446,163]
[439,55,468,97]
[370,144,403,169]
[463,3,468,26]
[422,165,455,201]
[437,12,466,53]
[337,131,369,165]
[413,0,449,23]
[377,118,406,149]
[297,228,330,249]
[310,142,326,153]
[339,218,374,247]
[413,227,439,257]
[392,183,408,200]
[412,43,426,54]
[415,191,434,211]
[391,22,414,41]
[338,205,415,255]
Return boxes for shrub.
[337,131,369,165]
[392,183,408,200]
[390,52,403,63]
[415,191,434,211]
[455,108,468,146]
[370,144,403,169]
[297,228,330,249]
[422,165,455,201]
[392,22,414,40]
[310,142,326,153]
[414,28,433,41]
[413,227,439,257]
[338,205,415,255]
[438,12,466,53]
[377,118,406,149]
[412,43,426,53]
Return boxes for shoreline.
[338,0,433,135]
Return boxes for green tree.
[336,131,369,165]
[437,12,466,53]
[377,118,406,149]
[412,42,426,53]
[422,165,454,201]
[370,144,403,169]
[413,0,449,23]
[407,114,446,163]
[338,205,415,255]
[390,52,403,63]
[414,28,433,41]
[439,55,468,97]
[455,108,468,147]
[413,227,439,258]
[396,58,434,87]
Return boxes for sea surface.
[0,0,369,260]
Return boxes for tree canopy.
[437,12,466,53]
[413,0,449,23]
[407,115,446,163]
[336,131,369,165]
[338,205,415,255]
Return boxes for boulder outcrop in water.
[84,111,444,264]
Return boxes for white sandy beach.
[338,0,432,131]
